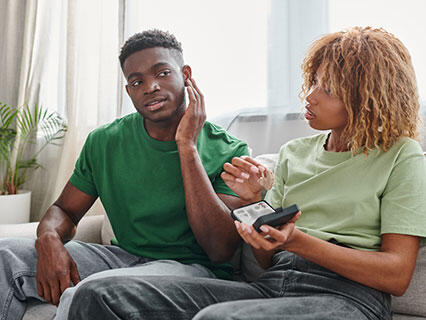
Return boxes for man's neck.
[144,119,179,141]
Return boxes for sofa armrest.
[0,215,104,244]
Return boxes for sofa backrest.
[218,111,320,156]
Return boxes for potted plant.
[0,102,67,223]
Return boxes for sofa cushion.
[23,299,56,320]
[101,213,115,245]
[392,245,426,317]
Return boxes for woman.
[68,27,426,320]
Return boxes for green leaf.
[1,102,67,193]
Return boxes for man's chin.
[136,109,177,124]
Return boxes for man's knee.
[0,238,37,266]
[193,304,231,320]
[68,280,103,319]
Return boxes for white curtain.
[0,0,121,221]
[216,0,329,156]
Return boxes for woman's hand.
[220,156,266,203]
[234,211,301,251]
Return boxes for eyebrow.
[127,62,173,81]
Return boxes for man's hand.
[35,233,80,306]
[175,78,206,146]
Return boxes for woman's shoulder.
[389,137,424,159]
[280,133,327,154]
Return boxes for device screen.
[232,201,276,225]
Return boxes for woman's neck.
[325,131,350,152]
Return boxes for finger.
[223,162,250,180]
[231,157,264,177]
[241,156,265,169]
[49,279,61,306]
[42,282,52,303]
[221,172,244,184]
[70,262,81,285]
[36,280,44,298]
[59,274,71,296]
[186,85,197,108]
[187,79,200,109]
[188,78,205,107]
[243,224,281,251]
[235,221,260,248]
[259,224,290,243]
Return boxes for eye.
[323,88,331,95]
[130,80,142,87]
[158,70,171,77]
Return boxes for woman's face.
[304,66,348,135]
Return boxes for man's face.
[123,47,188,124]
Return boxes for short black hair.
[119,29,184,68]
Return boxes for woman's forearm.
[284,229,419,296]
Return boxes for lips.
[144,97,167,111]
[304,105,315,120]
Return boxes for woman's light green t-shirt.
[265,134,426,251]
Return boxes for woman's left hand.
[234,211,301,251]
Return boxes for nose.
[144,79,160,95]
[306,88,318,104]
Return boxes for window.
[329,0,426,110]
[122,0,328,119]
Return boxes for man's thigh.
[79,259,216,282]
[69,275,263,320]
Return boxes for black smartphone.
[231,200,299,232]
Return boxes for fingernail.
[236,178,244,183]
[260,225,269,233]
[246,227,252,234]
[234,221,240,229]
[250,166,259,173]
[241,172,249,179]
[259,166,265,173]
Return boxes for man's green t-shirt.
[265,133,426,250]
[69,112,249,279]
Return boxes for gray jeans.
[0,238,216,320]
[69,251,392,320]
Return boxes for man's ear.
[182,65,192,86]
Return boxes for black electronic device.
[231,201,299,232]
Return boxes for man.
[0,29,249,320]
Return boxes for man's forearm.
[178,143,240,263]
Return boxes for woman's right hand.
[221,156,266,202]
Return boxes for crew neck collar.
[136,114,177,151]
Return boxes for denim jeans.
[0,238,215,320]
[69,251,391,320]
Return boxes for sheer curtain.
[123,0,329,155]
[0,0,121,221]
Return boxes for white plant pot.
[0,190,31,224]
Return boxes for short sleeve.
[213,143,250,196]
[264,145,286,209]
[69,133,99,197]
[381,142,426,238]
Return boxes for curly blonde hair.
[301,26,421,154]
